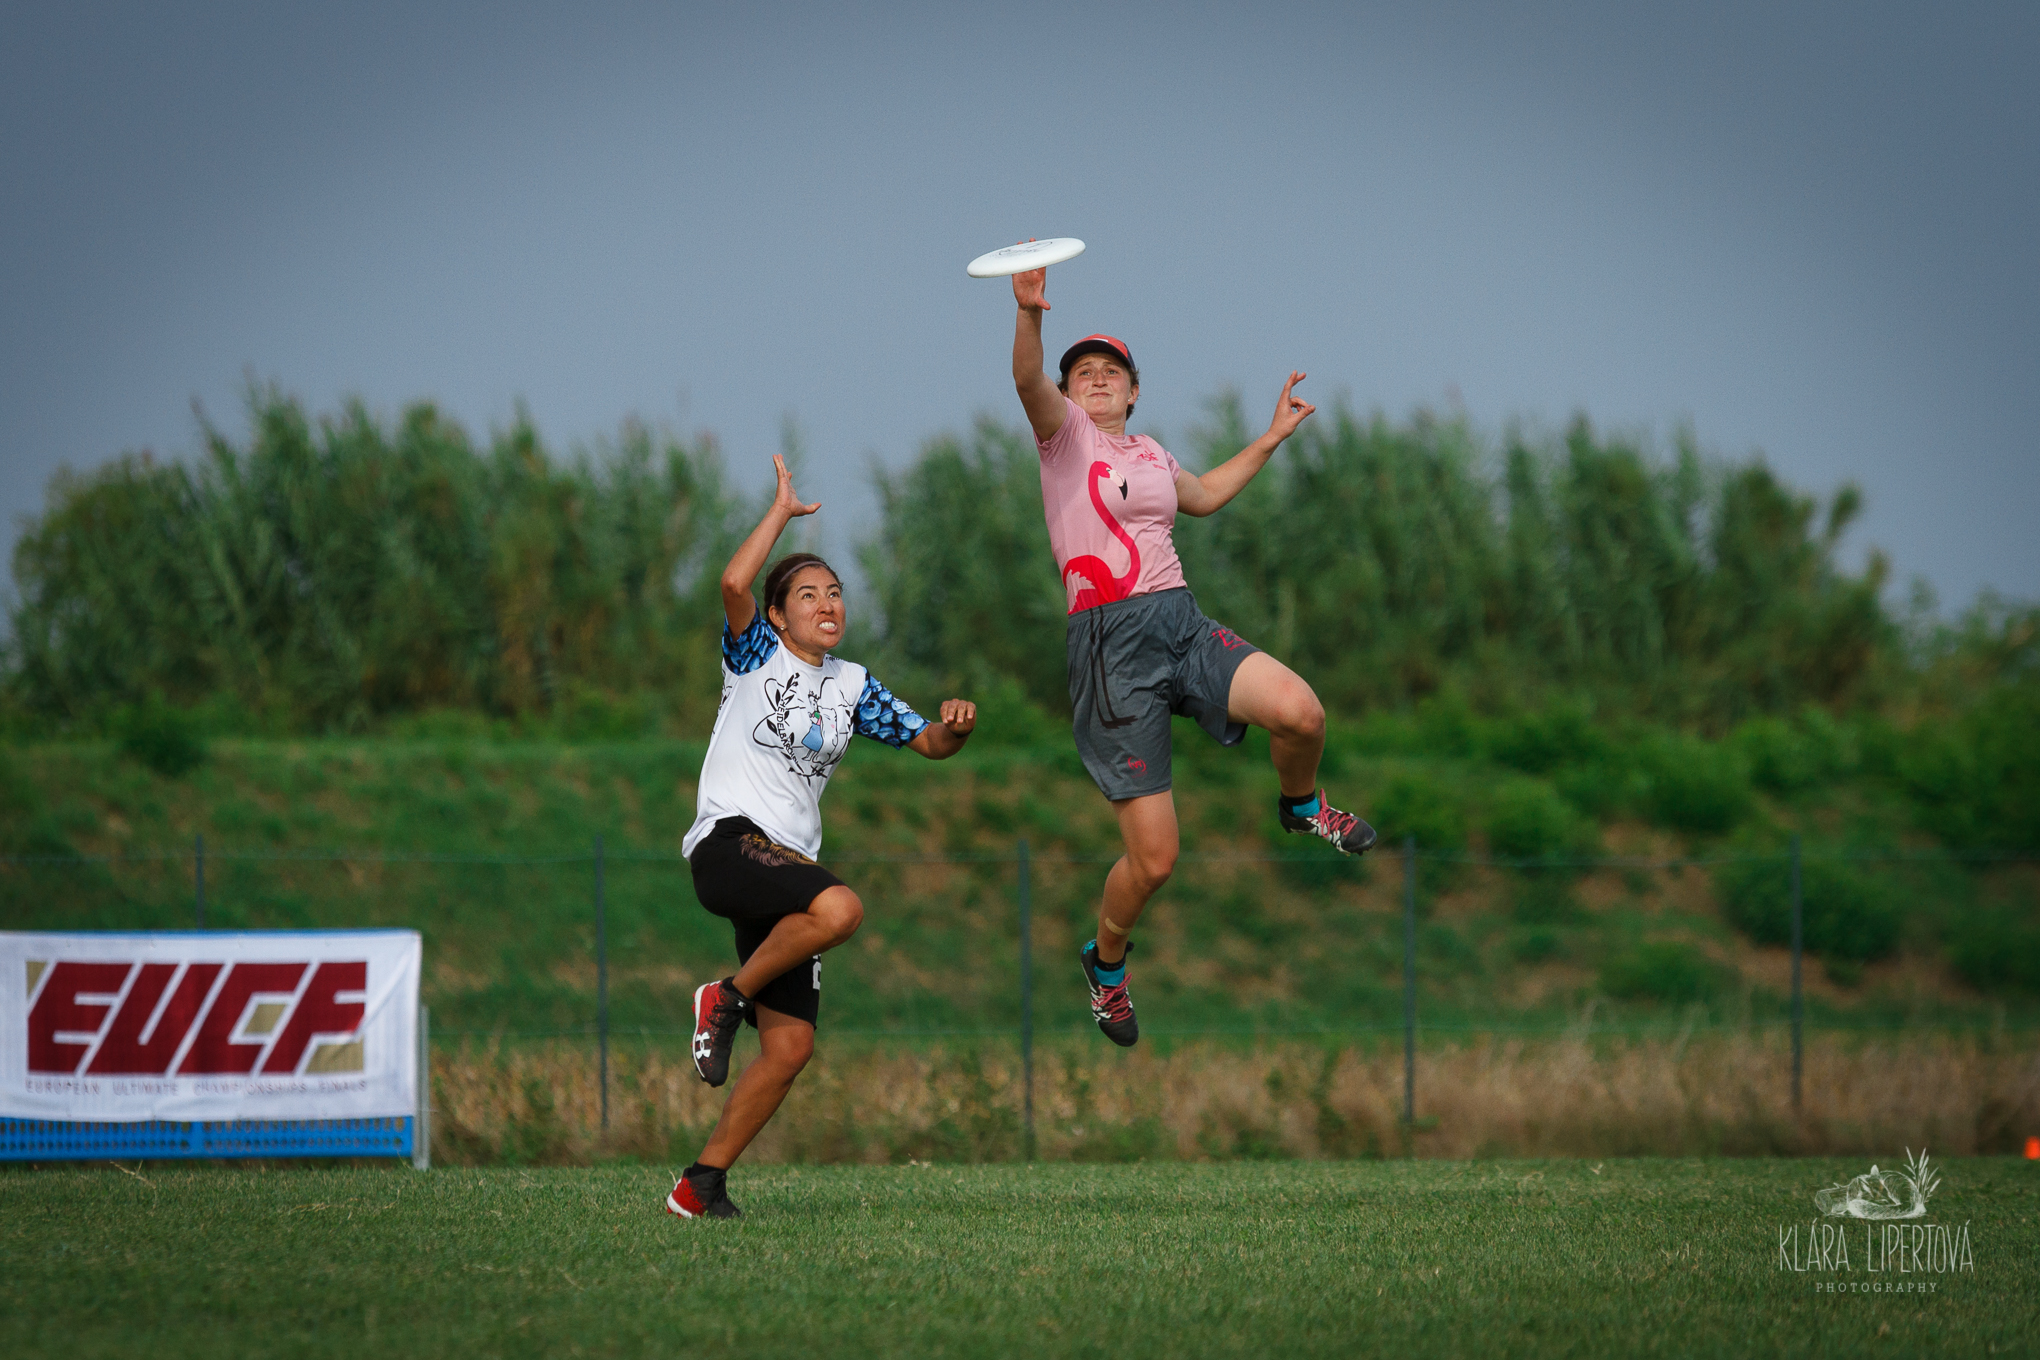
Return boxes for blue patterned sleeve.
[721,611,779,674]
[853,672,929,748]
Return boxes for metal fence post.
[1403,834,1417,1128]
[595,835,609,1132]
[194,833,205,930]
[1790,833,1803,1119]
[1017,838,1035,1162]
[413,1002,432,1171]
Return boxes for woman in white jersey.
[667,455,976,1220]
[1008,260,1376,1048]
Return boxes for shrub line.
[6,846,2032,868]
[428,1017,2040,1041]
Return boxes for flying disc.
[966,237,1085,278]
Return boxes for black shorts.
[1066,587,1260,800]
[687,816,840,1028]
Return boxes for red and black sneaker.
[1080,940,1139,1047]
[690,978,751,1086]
[666,1165,742,1220]
[1279,790,1377,856]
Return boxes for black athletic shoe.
[1279,790,1378,855]
[666,1166,743,1220]
[1080,940,1139,1047]
[690,978,751,1086]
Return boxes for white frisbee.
[966,237,1085,278]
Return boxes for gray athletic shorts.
[1066,587,1260,800]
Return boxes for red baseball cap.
[1058,334,1138,382]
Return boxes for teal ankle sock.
[1283,792,1321,818]
[1088,942,1126,986]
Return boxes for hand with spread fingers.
[770,453,820,519]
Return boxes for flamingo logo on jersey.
[1063,461,1141,613]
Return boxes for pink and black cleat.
[1278,789,1377,856]
[1080,940,1139,1047]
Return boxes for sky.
[2,0,2034,609]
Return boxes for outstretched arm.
[907,699,977,759]
[719,454,819,633]
[1012,257,1067,444]
[1175,371,1317,518]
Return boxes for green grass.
[4,1159,2034,1357]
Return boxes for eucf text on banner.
[1,931,419,1123]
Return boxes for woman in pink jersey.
[1010,260,1375,1047]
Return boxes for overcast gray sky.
[3,1,2034,608]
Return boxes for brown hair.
[763,552,841,626]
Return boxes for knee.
[1131,844,1177,893]
[1275,687,1325,743]
[760,1027,814,1077]
[812,887,863,946]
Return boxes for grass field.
[4,1159,2034,1358]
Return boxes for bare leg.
[732,885,862,998]
[694,1006,814,1169]
[1094,792,1179,965]
[1226,651,1328,798]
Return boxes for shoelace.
[1316,806,1360,836]
[1093,979,1134,1022]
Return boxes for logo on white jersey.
[753,674,853,781]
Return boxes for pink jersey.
[1037,398,1190,614]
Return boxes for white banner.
[0,930,420,1123]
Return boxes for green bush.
[956,673,1064,747]
[1899,681,2040,850]
[5,389,736,733]
[1600,941,1722,1003]
[1550,756,1644,821]
[1714,844,1900,962]
[1733,709,1853,793]
[1511,926,1565,963]
[1370,771,1467,900]
[1371,771,1467,852]
[1944,904,2040,994]
[1511,875,1581,925]
[1481,702,1610,774]
[1485,778,1598,864]
[1639,734,1750,834]
[1419,922,1481,976]
[111,694,207,777]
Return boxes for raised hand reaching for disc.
[771,453,820,518]
[1011,240,1049,312]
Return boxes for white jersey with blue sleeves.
[683,612,929,861]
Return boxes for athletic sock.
[684,1161,725,1181]
[1089,943,1127,986]
[1281,791,1321,819]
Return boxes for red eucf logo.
[26,960,367,1075]
[1126,757,1146,773]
